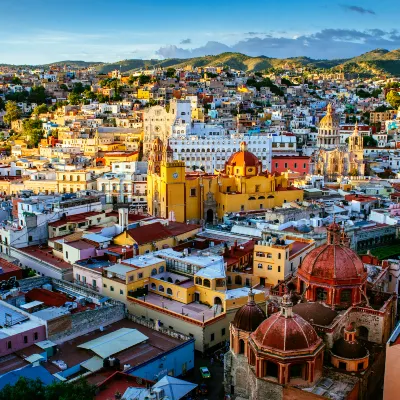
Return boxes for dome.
[332,338,368,359]
[226,141,261,168]
[233,290,266,332]
[319,103,339,129]
[299,244,365,281]
[251,293,322,354]
[299,222,366,281]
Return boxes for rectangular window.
[190,188,197,197]
[34,332,38,340]
[278,266,281,273]
[138,273,143,279]
[65,251,68,259]
[284,163,288,168]
[28,235,32,242]
[103,283,107,288]
[241,205,245,211]
[120,289,124,295]
[24,336,28,344]
[255,185,260,192]
[294,163,297,168]
[258,263,263,269]
[267,265,272,270]
[221,328,226,336]
[7,341,12,349]
[129,275,134,282]
[110,286,114,292]
[210,333,215,342]
[291,262,293,271]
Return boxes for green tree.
[83,89,96,101]
[28,86,46,105]
[23,119,44,147]
[68,92,81,105]
[32,104,48,115]
[387,91,400,109]
[0,377,96,400]
[11,76,22,85]
[138,74,151,85]
[166,68,176,78]
[363,136,378,147]
[72,82,85,94]
[3,101,21,125]
[60,84,69,91]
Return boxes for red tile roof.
[25,288,69,307]
[0,259,22,274]
[18,246,72,270]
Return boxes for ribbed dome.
[332,338,368,359]
[251,293,322,354]
[233,291,266,332]
[299,244,365,281]
[319,103,339,129]
[226,141,261,168]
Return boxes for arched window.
[159,266,165,273]
[158,285,165,292]
[258,196,265,200]
[175,279,180,284]
[239,339,245,354]
[151,268,157,276]
[167,277,173,283]
[203,279,211,288]
[167,288,173,295]
[235,275,242,285]
[316,287,327,301]
[77,176,80,182]
[340,289,352,303]
[195,277,202,285]
[357,326,369,340]
[151,282,156,290]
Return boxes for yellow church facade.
[147,139,303,223]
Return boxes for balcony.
[73,279,99,292]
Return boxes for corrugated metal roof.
[0,304,29,327]
[77,328,148,358]
[21,300,44,309]
[25,354,45,363]
[81,356,103,372]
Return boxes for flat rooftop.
[133,292,220,322]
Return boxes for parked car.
[200,366,211,379]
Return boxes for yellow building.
[253,234,315,287]
[103,151,138,166]
[56,170,96,193]
[113,221,200,255]
[137,89,151,100]
[147,139,304,223]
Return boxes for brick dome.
[251,293,322,355]
[299,222,366,282]
[233,290,266,332]
[226,141,261,168]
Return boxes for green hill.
[3,49,400,76]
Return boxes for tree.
[138,74,151,85]
[72,82,85,94]
[28,86,47,105]
[0,377,96,400]
[32,104,48,115]
[0,97,4,111]
[363,136,377,147]
[23,119,44,147]
[166,68,176,78]
[68,92,81,105]
[60,84,69,91]
[3,101,21,125]
[387,91,400,109]
[11,76,22,85]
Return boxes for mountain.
[2,49,400,76]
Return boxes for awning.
[81,356,103,372]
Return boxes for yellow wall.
[102,277,128,303]
[104,153,138,166]
[137,89,150,100]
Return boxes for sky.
[0,0,399,64]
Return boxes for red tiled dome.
[299,244,365,281]
[226,141,261,168]
[251,311,321,353]
[233,293,266,332]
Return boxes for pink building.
[0,303,46,357]
[271,156,310,175]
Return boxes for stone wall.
[18,276,52,292]
[49,303,125,343]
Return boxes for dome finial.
[281,286,293,318]
[248,287,255,304]
[240,141,248,152]
[326,103,332,114]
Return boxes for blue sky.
[0,0,398,64]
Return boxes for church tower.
[148,137,163,176]
[348,122,364,176]
[317,103,340,149]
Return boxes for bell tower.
[348,122,364,175]
[148,138,163,176]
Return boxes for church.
[224,222,396,399]
[146,139,303,224]
[313,104,365,178]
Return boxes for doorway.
[206,209,214,223]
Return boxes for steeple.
[280,287,293,318]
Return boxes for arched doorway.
[206,209,214,223]
[214,296,224,312]
[357,326,369,340]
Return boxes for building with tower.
[313,105,364,178]
[147,139,303,224]
[224,221,396,400]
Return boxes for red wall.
[272,157,310,175]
